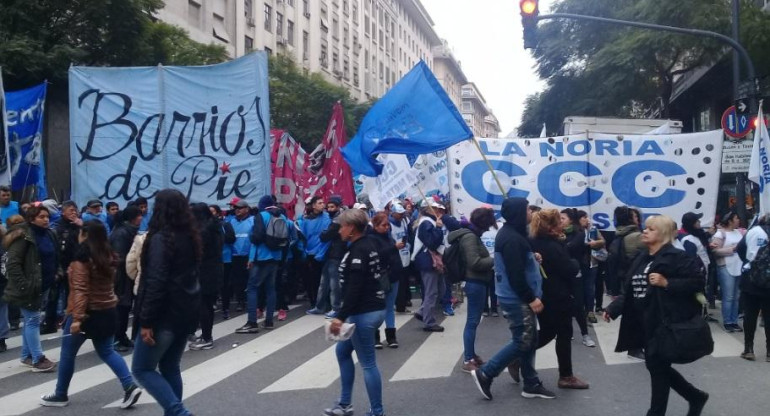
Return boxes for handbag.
[429,250,445,274]
[80,308,118,340]
[650,290,713,364]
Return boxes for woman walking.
[40,220,142,408]
[604,215,709,416]
[132,189,201,416]
[711,211,745,332]
[368,212,404,349]
[110,206,143,352]
[2,206,57,372]
[190,203,224,350]
[560,208,595,348]
[326,209,387,416]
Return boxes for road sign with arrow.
[722,105,751,139]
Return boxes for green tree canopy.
[518,0,770,137]
[0,0,227,90]
[269,54,373,149]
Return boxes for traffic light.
[520,0,539,49]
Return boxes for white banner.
[360,150,449,210]
[448,131,724,229]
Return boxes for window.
[333,51,339,71]
[264,3,272,32]
[364,15,370,35]
[287,0,294,6]
[245,35,254,52]
[343,57,349,79]
[265,47,272,56]
[276,12,283,37]
[364,49,369,68]
[379,61,383,79]
[188,0,201,26]
[343,26,349,46]
[332,17,339,39]
[462,102,472,112]
[212,15,230,42]
[245,0,253,18]
[321,4,329,32]
[302,31,309,59]
[343,0,348,14]
[352,1,358,23]
[287,20,295,45]
[303,0,310,15]
[321,42,329,67]
[353,64,359,86]
[352,33,359,54]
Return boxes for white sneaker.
[582,334,596,348]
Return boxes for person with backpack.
[447,208,495,373]
[110,206,143,352]
[736,213,770,362]
[237,196,288,333]
[711,211,746,333]
[325,209,387,416]
[368,212,404,349]
[189,203,224,350]
[40,220,143,408]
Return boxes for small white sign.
[722,140,753,173]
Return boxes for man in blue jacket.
[226,199,254,314]
[470,197,555,401]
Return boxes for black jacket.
[54,217,81,275]
[367,227,402,283]
[606,244,704,353]
[337,235,386,321]
[200,218,224,295]
[321,212,347,261]
[529,236,580,313]
[110,223,139,306]
[134,230,201,334]
[564,228,590,269]
[496,197,537,303]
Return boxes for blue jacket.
[82,211,111,234]
[249,211,288,262]
[228,215,255,257]
[300,212,331,261]
[412,214,460,272]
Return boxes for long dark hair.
[77,220,113,279]
[146,189,202,262]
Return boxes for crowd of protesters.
[0,181,767,416]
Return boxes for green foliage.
[0,0,227,90]
[518,0,770,137]
[269,54,373,149]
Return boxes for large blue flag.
[5,83,47,199]
[342,61,472,176]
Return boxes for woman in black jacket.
[189,203,224,350]
[560,208,594,348]
[110,205,143,352]
[604,215,708,416]
[527,209,588,389]
[131,190,201,416]
[368,212,405,349]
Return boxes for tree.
[269,54,374,149]
[517,0,770,137]
[0,0,227,90]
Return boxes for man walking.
[226,199,254,314]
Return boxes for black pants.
[8,304,20,327]
[743,291,770,351]
[220,262,233,311]
[394,268,410,311]
[537,310,573,378]
[230,256,249,307]
[199,293,218,341]
[44,280,67,329]
[304,257,323,307]
[571,276,589,336]
[645,354,702,416]
[595,262,607,310]
[116,304,133,343]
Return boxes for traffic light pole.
[537,11,760,224]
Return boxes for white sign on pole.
[721,139,753,173]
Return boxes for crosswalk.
[0,301,751,416]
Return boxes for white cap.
[353,202,368,210]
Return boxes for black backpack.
[749,227,770,290]
[605,234,628,296]
[443,238,467,284]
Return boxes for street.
[0,298,765,416]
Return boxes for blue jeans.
[132,329,191,416]
[337,309,386,415]
[463,280,487,361]
[20,307,43,364]
[717,266,741,325]
[316,259,341,311]
[384,281,399,329]
[479,302,541,388]
[0,298,9,339]
[247,261,278,323]
[584,267,597,313]
[56,315,133,396]
[442,279,453,307]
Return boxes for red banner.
[271,129,308,220]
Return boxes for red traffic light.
[520,0,539,15]
[752,116,769,129]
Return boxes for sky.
[420,0,555,136]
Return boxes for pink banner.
[304,102,356,207]
[271,129,308,219]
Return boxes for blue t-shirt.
[0,201,20,226]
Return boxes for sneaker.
[323,403,354,416]
[187,333,198,343]
[189,338,214,350]
[687,390,709,416]
[0,339,6,353]
[461,359,479,373]
[491,310,499,317]
[262,321,275,330]
[375,340,384,350]
[521,382,556,399]
[723,324,735,333]
[558,376,589,389]
[587,312,598,324]
[740,350,756,361]
[121,384,143,409]
[471,369,493,400]
[730,323,744,332]
[10,322,19,331]
[114,343,130,353]
[40,393,69,407]
[507,360,520,384]
[39,325,57,335]
[306,308,324,315]
[325,310,338,319]
[443,305,455,316]
[277,309,288,321]
[595,307,605,313]
[235,322,260,334]
[21,357,33,367]
[582,334,596,348]
[32,356,56,373]
[395,308,412,314]
[473,355,485,366]
[423,325,445,332]
[235,303,244,312]
[386,339,399,349]
[364,411,385,416]
[482,311,490,317]
[627,349,645,361]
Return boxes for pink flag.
[270,129,308,219]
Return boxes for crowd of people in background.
[0,182,768,416]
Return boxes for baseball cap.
[232,200,250,209]
[391,202,406,214]
[87,199,103,208]
[228,197,241,206]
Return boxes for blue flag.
[342,61,472,176]
[5,83,47,199]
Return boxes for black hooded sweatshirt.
[495,197,537,304]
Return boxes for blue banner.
[342,60,472,176]
[68,53,271,206]
[4,83,47,198]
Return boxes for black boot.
[686,390,709,416]
[374,330,383,349]
[741,345,755,361]
[385,328,398,348]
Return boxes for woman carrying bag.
[604,215,711,416]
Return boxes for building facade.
[461,83,500,138]
[431,40,467,109]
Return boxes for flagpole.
[415,183,439,219]
[471,138,507,197]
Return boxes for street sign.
[721,105,752,139]
[721,140,753,173]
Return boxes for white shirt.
[480,223,503,257]
[714,229,744,276]
[743,226,769,266]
